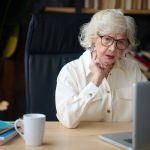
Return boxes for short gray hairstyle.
[79,9,137,51]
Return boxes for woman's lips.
[105,55,115,59]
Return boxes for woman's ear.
[88,43,95,52]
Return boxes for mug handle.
[14,118,25,140]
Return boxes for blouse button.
[107,109,111,113]
[89,93,93,97]
[107,90,110,93]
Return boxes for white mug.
[14,113,46,146]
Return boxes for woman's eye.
[118,40,125,45]
[104,37,112,42]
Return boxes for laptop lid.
[99,81,150,150]
[133,81,150,150]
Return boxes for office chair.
[24,12,92,120]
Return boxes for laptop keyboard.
[124,139,132,144]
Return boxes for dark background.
[0,0,81,121]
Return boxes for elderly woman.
[55,9,147,128]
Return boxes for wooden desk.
[1,122,131,150]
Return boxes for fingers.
[91,51,112,77]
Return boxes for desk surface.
[1,122,131,150]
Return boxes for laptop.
[99,81,150,150]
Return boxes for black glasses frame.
[97,34,130,50]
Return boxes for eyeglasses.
[97,34,130,50]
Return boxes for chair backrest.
[24,12,92,120]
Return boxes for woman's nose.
[108,41,117,52]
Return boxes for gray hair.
[79,9,137,51]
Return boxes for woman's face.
[94,33,128,65]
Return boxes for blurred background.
[0,0,78,121]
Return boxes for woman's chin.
[102,59,115,65]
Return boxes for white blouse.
[55,50,147,128]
